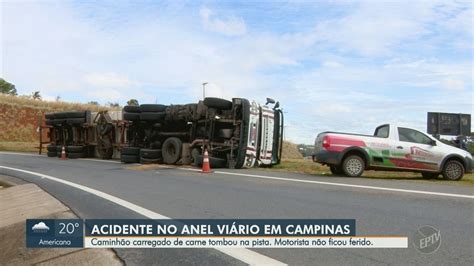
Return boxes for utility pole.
[202,82,208,100]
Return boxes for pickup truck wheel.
[329,166,343,175]
[442,160,464,181]
[421,172,439,179]
[342,155,364,177]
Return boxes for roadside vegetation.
[0,92,117,150]
[268,158,474,186]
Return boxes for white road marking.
[0,165,285,266]
[209,171,474,200]
[79,158,121,164]
[0,152,42,157]
[0,152,121,164]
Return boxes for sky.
[1,0,473,144]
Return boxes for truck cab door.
[392,127,440,171]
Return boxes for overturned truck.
[42,97,283,168]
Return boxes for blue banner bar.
[85,219,356,237]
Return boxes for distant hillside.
[0,94,114,143]
[281,141,304,159]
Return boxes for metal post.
[202,82,208,100]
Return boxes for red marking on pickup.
[324,135,366,152]
[389,158,437,170]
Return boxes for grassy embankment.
[0,94,113,152]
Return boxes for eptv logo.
[413,225,441,254]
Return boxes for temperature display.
[26,219,84,248]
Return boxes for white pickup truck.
[312,124,473,180]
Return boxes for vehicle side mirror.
[430,140,437,146]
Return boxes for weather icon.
[32,222,50,233]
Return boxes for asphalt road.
[1,152,473,265]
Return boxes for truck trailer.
[41,97,283,169]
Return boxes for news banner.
[26,219,408,248]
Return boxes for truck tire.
[66,118,86,125]
[421,172,439,179]
[68,111,86,118]
[140,112,166,121]
[52,119,65,126]
[57,111,86,119]
[342,155,365,177]
[46,144,57,152]
[123,105,140,113]
[140,149,162,159]
[45,113,56,119]
[140,104,167,112]
[121,147,140,156]
[329,166,343,175]
[121,154,139,163]
[67,146,85,153]
[54,112,69,119]
[191,148,201,166]
[203,97,233,110]
[194,155,227,168]
[123,112,140,121]
[47,151,57,157]
[162,137,182,164]
[442,160,464,181]
[140,157,163,164]
[67,152,85,159]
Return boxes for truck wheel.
[421,172,439,179]
[123,105,140,113]
[123,112,140,121]
[121,154,139,163]
[203,97,233,110]
[140,104,167,112]
[140,157,163,164]
[45,113,56,119]
[46,144,57,152]
[121,147,140,156]
[342,155,365,177]
[329,166,343,175]
[162,137,182,164]
[442,160,464,181]
[139,112,166,121]
[67,152,86,159]
[140,149,162,159]
[66,118,86,125]
[67,146,85,153]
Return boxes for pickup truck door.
[390,127,440,171]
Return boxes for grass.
[266,159,474,187]
[0,94,118,112]
[0,141,40,152]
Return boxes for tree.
[127,99,139,106]
[55,95,61,101]
[0,78,17,95]
[108,102,120,108]
[32,91,41,100]
[88,101,99,105]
